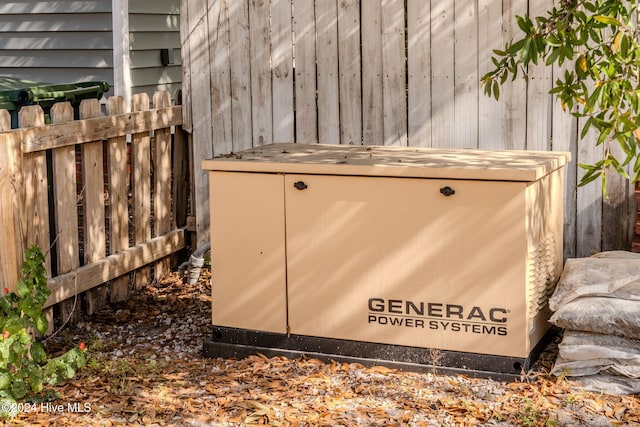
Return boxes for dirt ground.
[5,268,640,426]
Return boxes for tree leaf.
[593,15,622,26]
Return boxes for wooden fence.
[0,91,189,325]
[180,0,635,259]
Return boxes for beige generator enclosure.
[202,143,570,378]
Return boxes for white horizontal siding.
[0,50,112,68]
[0,14,111,31]
[0,1,110,14]
[0,1,113,95]
[128,0,181,102]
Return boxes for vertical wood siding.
[181,0,635,257]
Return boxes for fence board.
[0,111,21,291]
[576,124,603,256]
[430,0,455,148]
[337,0,361,146]
[209,0,232,154]
[20,106,182,152]
[526,0,553,151]
[316,0,340,144]
[455,0,478,149]
[79,99,107,314]
[381,0,406,146]
[293,0,318,144]
[153,91,173,279]
[477,0,501,149]
[50,103,80,324]
[19,106,51,275]
[361,1,383,146]
[179,0,192,132]
[45,229,185,308]
[272,0,295,143]
[106,96,130,303]
[249,0,273,146]
[501,0,528,150]
[132,93,152,289]
[173,89,190,230]
[228,0,253,150]
[407,0,431,147]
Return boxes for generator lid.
[202,143,571,182]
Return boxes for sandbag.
[549,297,640,339]
[552,354,640,378]
[571,374,640,395]
[549,255,640,311]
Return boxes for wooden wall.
[180,0,635,258]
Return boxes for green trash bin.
[0,77,110,128]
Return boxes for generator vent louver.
[527,235,557,319]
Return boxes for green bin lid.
[0,77,110,111]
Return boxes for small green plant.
[0,245,86,419]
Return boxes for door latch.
[294,181,308,190]
[440,186,455,196]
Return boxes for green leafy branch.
[482,0,640,187]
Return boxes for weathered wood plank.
[407,0,431,148]
[293,0,318,144]
[132,93,152,289]
[0,110,22,291]
[315,0,340,144]
[173,90,190,229]
[526,0,553,151]
[576,122,603,256]
[20,105,182,153]
[361,1,383,146]
[79,99,107,315]
[551,62,578,259]
[208,0,232,154]
[107,96,130,303]
[179,0,192,133]
[381,0,407,146]
[272,0,295,143]
[228,0,253,150]
[337,0,361,145]
[430,0,455,148]
[45,228,185,308]
[50,102,81,324]
[455,0,479,149]
[603,141,632,251]
[188,14,214,247]
[153,91,172,280]
[249,0,273,146]
[50,102,79,274]
[477,0,501,149]
[501,0,527,150]
[19,106,51,275]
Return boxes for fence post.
[0,110,23,291]
[19,106,51,275]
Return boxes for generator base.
[203,327,557,381]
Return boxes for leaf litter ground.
[7,268,640,426]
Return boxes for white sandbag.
[552,354,640,378]
[558,331,640,362]
[548,257,640,311]
[591,251,640,259]
[549,297,640,339]
[571,374,640,395]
